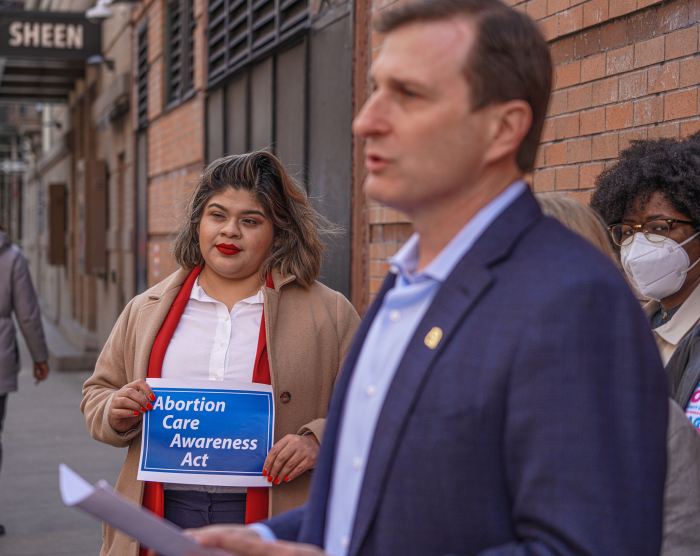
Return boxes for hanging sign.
[0,11,100,60]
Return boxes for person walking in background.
[0,224,49,536]
[81,151,359,556]
[190,1,668,555]
[539,191,700,556]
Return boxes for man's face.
[353,19,491,216]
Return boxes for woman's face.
[623,190,700,294]
[197,188,274,282]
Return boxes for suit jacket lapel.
[348,189,543,555]
[347,265,493,555]
[299,273,398,546]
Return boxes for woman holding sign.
[81,151,359,556]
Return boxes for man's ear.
[483,100,532,166]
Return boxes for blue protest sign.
[137,378,274,487]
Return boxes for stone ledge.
[43,317,98,373]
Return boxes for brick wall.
[362,0,700,300]
[135,0,209,285]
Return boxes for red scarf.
[139,267,272,555]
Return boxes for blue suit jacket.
[268,189,668,555]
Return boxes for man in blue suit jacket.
[190,1,668,554]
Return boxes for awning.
[0,11,101,102]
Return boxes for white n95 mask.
[620,232,700,301]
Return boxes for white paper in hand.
[59,464,232,556]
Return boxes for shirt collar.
[191,278,265,305]
[390,180,527,284]
[649,284,700,346]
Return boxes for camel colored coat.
[81,268,359,556]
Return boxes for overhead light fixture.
[86,0,140,22]
[86,0,113,22]
[87,54,115,71]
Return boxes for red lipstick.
[215,243,241,256]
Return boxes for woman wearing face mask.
[81,151,360,556]
[592,132,700,401]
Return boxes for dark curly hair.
[591,132,700,226]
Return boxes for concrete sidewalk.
[0,343,121,556]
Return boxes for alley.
[0,344,121,556]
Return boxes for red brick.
[583,0,608,27]
[592,77,619,105]
[606,102,634,130]
[581,52,606,82]
[555,165,580,189]
[568,83,593,110]
[541,119,556,142]
[579,162,605,189]
[634,36,665,69]
[665,25,699,60]
[555,113,580,138]
[558,6,583,35]
[547,0,569,16]
[633,96,664,125]
[555,60,581,89]
[664,88,698,120]
[648,62,680,93]
[548,90,568,115]
[680,57,700,87]
[539,15,558,40]
[609,0,636,19]
[533,167,556,191]
[681,119,700,136]
[545,142,568,165]
[527,0,548,20]
[648,122,680,139]
[580,106,606,134]
[592,133,619,159]
[567,137,592,163]
[619,70,648,100]
[618,128,649,151]
[606,46,634,75]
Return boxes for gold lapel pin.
[424,327,443,349]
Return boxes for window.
[136,22,149,129]
[166,0,195,105]
[207,0,310,86]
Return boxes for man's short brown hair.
[376,0,552,173]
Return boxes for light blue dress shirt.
[251,181,526,550]
[324,181,526,556]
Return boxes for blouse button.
[280,391,292,404]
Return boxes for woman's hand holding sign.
[263,434,319,484]
[108,379,156,433]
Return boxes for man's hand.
[263,434,319,485]
[187,525,326,556]
[33,361,49,384]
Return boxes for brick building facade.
[8,0,699,362]
[360,0,700,303]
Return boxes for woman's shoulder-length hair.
[173,150,333,288]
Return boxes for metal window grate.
[167,0,195,104]
[136,23,149,129]
[207,0,309,86]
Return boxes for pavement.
[0,341,122,556]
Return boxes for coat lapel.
[348,189,543,555]
[132,269,189,379]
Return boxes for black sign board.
[0,11,101,60]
